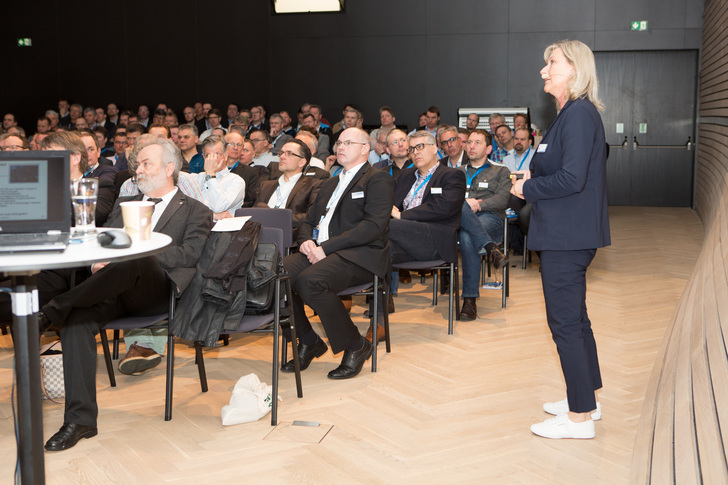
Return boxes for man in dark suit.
[78,130,118,226]
[281,128,393,380]
[390,130,465,266]
[255,139,321,241]
[39,139,212,451]
[438,124,469,168]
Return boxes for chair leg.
[164,333,174,421]
[454,262,461,321]
[272,297,280,426]
[448,263,455,335]
[371,275,379,373]
[432,271,438,306]
[522,234,528,269]
[112,329,120,360]
[99,329,116,387]
[283,278,303,399]
[383,279,391,354]
[195,342,208,392]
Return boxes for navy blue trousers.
[540,249,602,414]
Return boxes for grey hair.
[408,130,437,145]
[129,136,182,184]
[201,135,226,156]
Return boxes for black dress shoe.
[281,337,328,373]
[459,297,478,321]
[44,423,98,451]
[327,338,372,379]
[37,311,52,335]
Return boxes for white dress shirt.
[194,167,245,213]
[316,162,366,243]
[267,172,303,208]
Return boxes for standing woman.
[511,40,610,439]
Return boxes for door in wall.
[596,50,697,206]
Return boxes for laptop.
[0,151,72,253]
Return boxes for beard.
[137,171,167,195]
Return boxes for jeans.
[458,204,503,298]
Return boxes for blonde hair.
[544,40,604,111]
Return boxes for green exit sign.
[17,38,32,46]
[630,21,648,31]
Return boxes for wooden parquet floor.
[0,206,703,485]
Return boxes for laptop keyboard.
[0,232,68,247]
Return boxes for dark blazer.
[270,133,293,154]
[439,151,469,168]
[394,164,466,263]
[373,158,414,179]
[298,162,393,278]
[112,152,129,172]
[89,164,119,226]
[255,175,322,240]
[263,161,330,181]
[106,191,212,294]
[230,162,261,207]
[522,97,610,251]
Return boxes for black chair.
[480,216,510,308]
[235,207,293,252]
[393,259,460,334]
[98,285,208,421]
[337,272,392,372]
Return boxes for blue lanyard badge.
[516,148,530,171]
[390,161,414,176]
[465,165,488,189]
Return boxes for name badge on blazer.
[431,187,443,194]
[478,182,489,188]
[537,144,548,153]
[351,191,364,199]
[305,172,315,176]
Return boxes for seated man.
[502,127,534,172]
[250,129,279,168]
[389,130,465,267]
[38,138,211,451]
[254,139,321,241]
[281,128,393,380]
[224,130,261,207]
[457,129,511,320]
[438,124,469,168]
[77,130,117,226]
[374,128,413,179]
[193,135,245,220]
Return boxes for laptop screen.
[0,151,71,234]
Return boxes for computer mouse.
[97,229,132,249]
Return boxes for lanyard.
[228,160,240,171]
[326,171,349,212]
[332,165,344,177]
[390,161,413,176]
[465,164,488,188]
[406,172,433,207]
[273,181,295,208]
[516,148,530,171]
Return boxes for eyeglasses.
[440,136,458,145]
[226,142,244,149]
[279,150,304,159]
[388,139,407,146]
[0,145,24,151]
[333,140,367,149]
[407,143,435,154]
[250,138,267,144]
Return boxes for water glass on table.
[71,178,98,237]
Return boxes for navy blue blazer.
[522,97,610,251]
[394,164,466,263]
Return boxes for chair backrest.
[235,208,293,250]
[260,227,284,258]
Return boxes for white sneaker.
[543,398,602,421]
[531,415,595,439]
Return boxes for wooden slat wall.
[631,0,728,481]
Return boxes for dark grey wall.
[0,0,703,132]
[269,0,703,130]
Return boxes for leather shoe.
[398,269,412,284]
[37,310,53,335]
[44,423,98,451]
[491,247,509,270]
[459,297,478,321]
[365,322,387,343]
[281,337,328,372]
[327,338,372,379]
